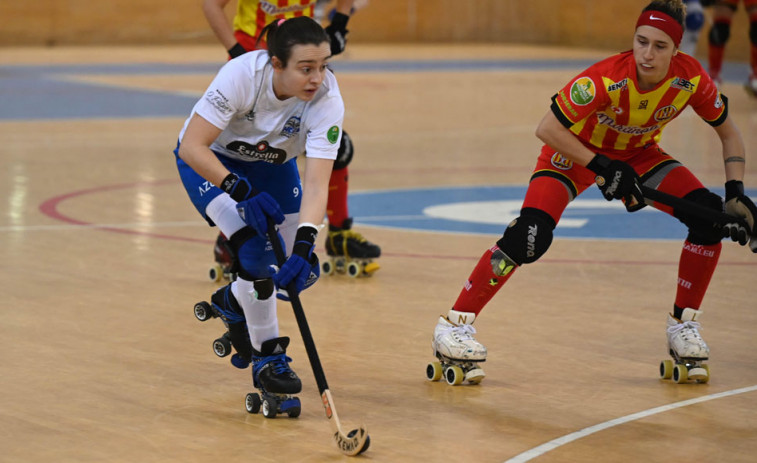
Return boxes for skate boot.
[192,285,252,369]
[322,217,381,278]
[245,337,302,418]
[659,308,710,384]
[208,232,237,283]
[426,309,487,385]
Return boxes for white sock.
[232,278,278,352]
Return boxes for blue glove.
[236,192,285,236]
[271,225,319,295]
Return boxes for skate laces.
[667,320,703,342]
[263,353,294,375]
[441,323,478,343]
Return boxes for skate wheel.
[347,429,371,455]
[444,365,464,386]
[208,264,223,283]
[660,359,674,380]
[322,259,335,276]
[362,262,380,276]
[347,261,361,278]
[699,364,710,384]
[262,397,278,418]
[426,361,443,382]
[193,301,213,322]
[213,333,232,358]
[673,364,688,384]
[245,393,261,414]
[689,364,710,384]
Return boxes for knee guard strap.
[333,130,354,170]
[709,20,731,47]
[675,189,724,245]
[496,208,556,265]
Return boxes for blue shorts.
[173,141,302,224]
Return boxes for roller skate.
[245,337,302,418]
[426,310,486,386]
[322,217,381,278]
[208,233,237,283]
[193,285,252,369]
[659,308,710,384]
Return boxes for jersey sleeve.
[688,73,728,126]
[550,68,608,128]
[304,83,345,160]
[193,60,249,130]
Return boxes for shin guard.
[452,245,518,316]
[327,167,349,228]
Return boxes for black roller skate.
[322,217,381,278]
[193,285,252,369]
[245,337,302,418]
[208,233,237,283]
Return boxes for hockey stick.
[641,186,757,252]
[267,220,370,456]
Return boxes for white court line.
[0,221,205,232]
[504,385,757,463]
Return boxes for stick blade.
[334,425,370,456]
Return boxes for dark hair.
[255,16,330,67]
[642,0,685,26]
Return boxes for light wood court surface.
[1,44,756,462]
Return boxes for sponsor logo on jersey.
[671,77,695,92]
[259,1,315,15]
[226,140,287,164]
[558,90,579,118]
[596,112,659,135]
[550,152,573,170]
[327,126,340,144]
[570,77,596,105]
[205,89,232,115]
[654,105,678,122]
[607,78,628,92]
[279,116,301,138]
[638,100,649,110]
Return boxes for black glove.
[700,0,716,7]
[220,172,253,202]
[325,12,349,55]
[228,43,247,59]
[723,180,757,250]
[586,154,646,212]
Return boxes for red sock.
[675,240,721,310]
[327,167,349,228]
[708,45,725,80]
[452,245,517,316]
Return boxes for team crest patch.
[327,126,340,144]
[279,116,301,138]
[654,105,677,122]
[570,77,595,106]
[550,152,573,170]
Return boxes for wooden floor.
[1,44,756,462]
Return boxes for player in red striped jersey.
[428,0,756,385]
[705,0,757,95]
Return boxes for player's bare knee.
[496,208,556,265]
[676,188,724,245]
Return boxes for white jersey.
[178,50,344,165]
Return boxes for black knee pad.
[676,188,724,245]
[253,278,275,300]
[709,21,731,47]
[227,226,258,280]
[750,21,757,45]
[228,322,252,362]
[333,130,354,170]
[496,208,556,265]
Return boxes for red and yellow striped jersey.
[550,51,727,155]
[233,0,317,41]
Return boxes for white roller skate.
[426,309,487,385]
[660,308,710,384]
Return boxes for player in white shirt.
[174,17,342,414]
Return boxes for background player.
[202,0,380,279]
[429,0,757,385]
[706,0,757,94]
[680,0,712,55]
[175,17,341,404]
